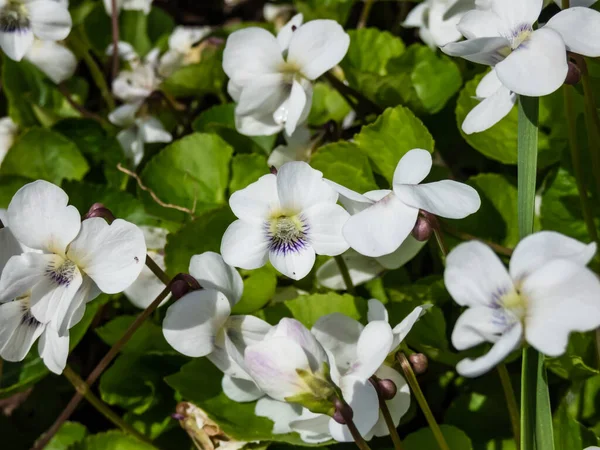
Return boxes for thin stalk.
[371,379,404,450]
[62,366,153,445]
[561,84,599,245]
[145,254,170,285]
[324,72,383,116]
[442,225,513,257]
[338,403,373,450]
[57,83,111,126]
[334,255,355,295]
[110,0,120,80]
[497,364,520,450]
[433,229,448,259]
[396,353,450,450]
[358,0,375,28]
[30,283,173,450]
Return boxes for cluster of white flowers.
[0,181,147,374]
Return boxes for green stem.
[358,0,375,28]
[324,72,383,116]
[518,95,555,450]
[397,353,450,450]
[497,364,520,450]
[62,366,153,445]
[145,254,171,285]
[334,255,356,295]
[433,229,448,259]
[372,379,404,450]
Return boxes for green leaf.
[46,422,88,450]
[230,154,269,194]
[340,28,405,75]
[147,7,175,45]
[139,133,233,222]
[161,47,226,97]
[2,56,43,126]
[308,82,352,127]
[0,175,33,208]
[553,402,599,450]
[95,316,174,355]
[311,141,378,193]
[232,266,278,314]
[546,332,600,381]
[354,105,435,182]
[404,425,473,450]
[0,128,89,184]
[120,11,152,56]
[78,430,156,450]
[164,207,235,275]
[294,0,354,23]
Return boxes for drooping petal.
[394,180,481,219]
[348,321,394,380]
[7,180,81,255]
[139,117,172,144]
[189,252,244,306]
[316,250,384,291]
[441,37,511,65]
[427,0,467,47]
[283,79,307,136]
[456,322,523,377]
[222,375,264,402]
[462,86,517,134]
[312,313,364,373]
[391,304,432,348]
[0,299,44,362]
[255,397,303,434]
[367,299,388,323]
[38,326,69,374]
[226,315,273,348]
[303,203,350,256]
[476,70,504,98]
[269,242,316,280]
[229,174,279,224]
[236,74,287,117]
[509,231,597,282]
[490,0,542,31]
[495,28,568,97]
[162,289,232,357]
[108,102,141,127]
[220,220,270,270]
[287,20,350,80]
[444,241,514,307]
[392,149,432,186]
[451,306,510,351]
[235,110,284,136]
[28,0,72,41]
[277,161,338,212]
[522,259,600,357]
[0,29,34,61]
[457,9,503,39]
[369,365,411,437]
[375,235,427,270]
[329,377,379,441]
[277,13,304,51]
[67,218,146,294]
[343,193,419,258]
[57,274,100,336]
[0,253,52,303]
[24,40,77,84]
[402,2,428,28]
[545,7,600,57]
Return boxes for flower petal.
[402,2,428,28]
[222,375,264,402]
[510,231,597,282]
[495,28,568,97]
[316,250,384,290]
[235,111,283,136]
[56,274,100,336]
[367,299,388,323]
[0,253,52,304]
[28,0,72,41]
[444,241,514,307]
[67,218,146,294]
[462,85,517,134]
[270,243,316,280]
[393,149,432,186]
[277,13,304,51]
[375,235,427,270]
[0,227,23,274]
[270,318,329,372]
[349,321,394,380]
[491,0,542,31]
[282,78,308,136]
[221,220,270,270]
[369,365,411,437]
[303,203,350,256]
[108,102,141,127]
[343,193,419,258]
[391,304,431,348]
[162,289,231,357]
[290,410,332,443]
[545,7,600,57]
[236,74,287,117]
[255,397,302,434]
[0,29,34,61]
[125,252,169,309]
[229,174,280,224]
[451,306,509,351]
[189,253,243,307]
[25,40,77,84]
[457,10,503,39]
[394,180,481,219]
[38,326,69,374]
[0,299,43,362]
[287,20,350,80]
[522,260,600,357]
[476,70,504,98]
[329,377,379,441]
[324,180,376,215]
[139,117,172,143]
[7,180,81,255]
[442,37,511,65]
[277,161,338,212]
[312,313,364,373]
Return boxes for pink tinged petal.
[269,241,316,280]
[348,321,394,380]
[402,2,428,28]
[441,37,511,65]
[457,10,504,39]
[367,299,388,323]
[391,304,432,348]
[303,203,350,256]
[393,149,433,186]
[282,79,308,136]
[0,299,43,362]
[545,7,600,58]
[222,27,284,84]
[312,313,364,373]
[162,289,231,357]
[277,13,304,51]
[7,180,81,255]
[490,0,542,30]
[220,220,270,270]
[324,180,376,215]
[456,322,523,377]
[394,180,481,219]
[329,377,379,442]
[189,252,244,306]
[444,241,514,307]
[522,260,600,357]
[0,29,34,61]
[0,227,23,273]
[270,318,329,371]
[369,365,410,437]
[24,40,77,84]
[229,174,280,224]
[244,336,312,401]
[236,74,287,116]
[495,28,568,97]
[375,235,427,270]
[255,397,303,434]
[462,85,517,134]
[222,375,264,402]
[38,326,69,374]
[451,306,510,351]
[343,193,419,258]
[316,251,384,290]
[277,161,338,212]
[0,253,52,304]
[67,218,146,294]
[287,20,350,80]
[510,231,597,282]
[28,0,72,41]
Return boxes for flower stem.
[57,83,112,127]
[338,402,373,450]
[334,255,355,295]
[111,0,120,81]
[145,254,171,285]
[31,283,173,450]
[396,353,450,450]
[358,0,375,28]
[441,225,513,257]
[432,229,448,259]
[371,378,404,450]
[497,364,520,450]
[62,366,153,445]
[517,95,555,450]
[324,72,383,116]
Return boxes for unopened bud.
[171,413,185,421]
[409,353,429,375]
[565,61,581,86]
[270,165,278,175]
[84,203,116,224]
[377,379,398,400]
[412,215,434,241]
[170,273,202,300]
[333,398,353,424]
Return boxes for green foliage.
[46,422,88,450]
[404,425,473,450]
[77,430,156,450]
[294,0,354,23]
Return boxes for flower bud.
[377,378,398,400]
[270,165,278,175]
[83,203,116,224]
[409,353,429,375]
[412,215,434,242]
[564,61,581,86]
[332,398,353,424]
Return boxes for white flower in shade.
[329,149,480,258]
[316,237,426,290]
[445,231,600,377]
[103,0,152,15]
[124,226,168,309]
[223,14,350,136]
[0,117,18,167]
[0,181,147,337]
[263,3,295,24]
[442,0,600,96]
[25,39,77,84]
[112,48,161,104]
[221,161,350,281]
[158,26,212,77]
[162,252,270,402]
[0,0,71,61]
[267,125,312,169]
[403,0,477,48]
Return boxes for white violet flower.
[103,0,153,15]
[25,39,77,84]
[267,125,313,169]
[0,117,18,167]
[159,26,212,78]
